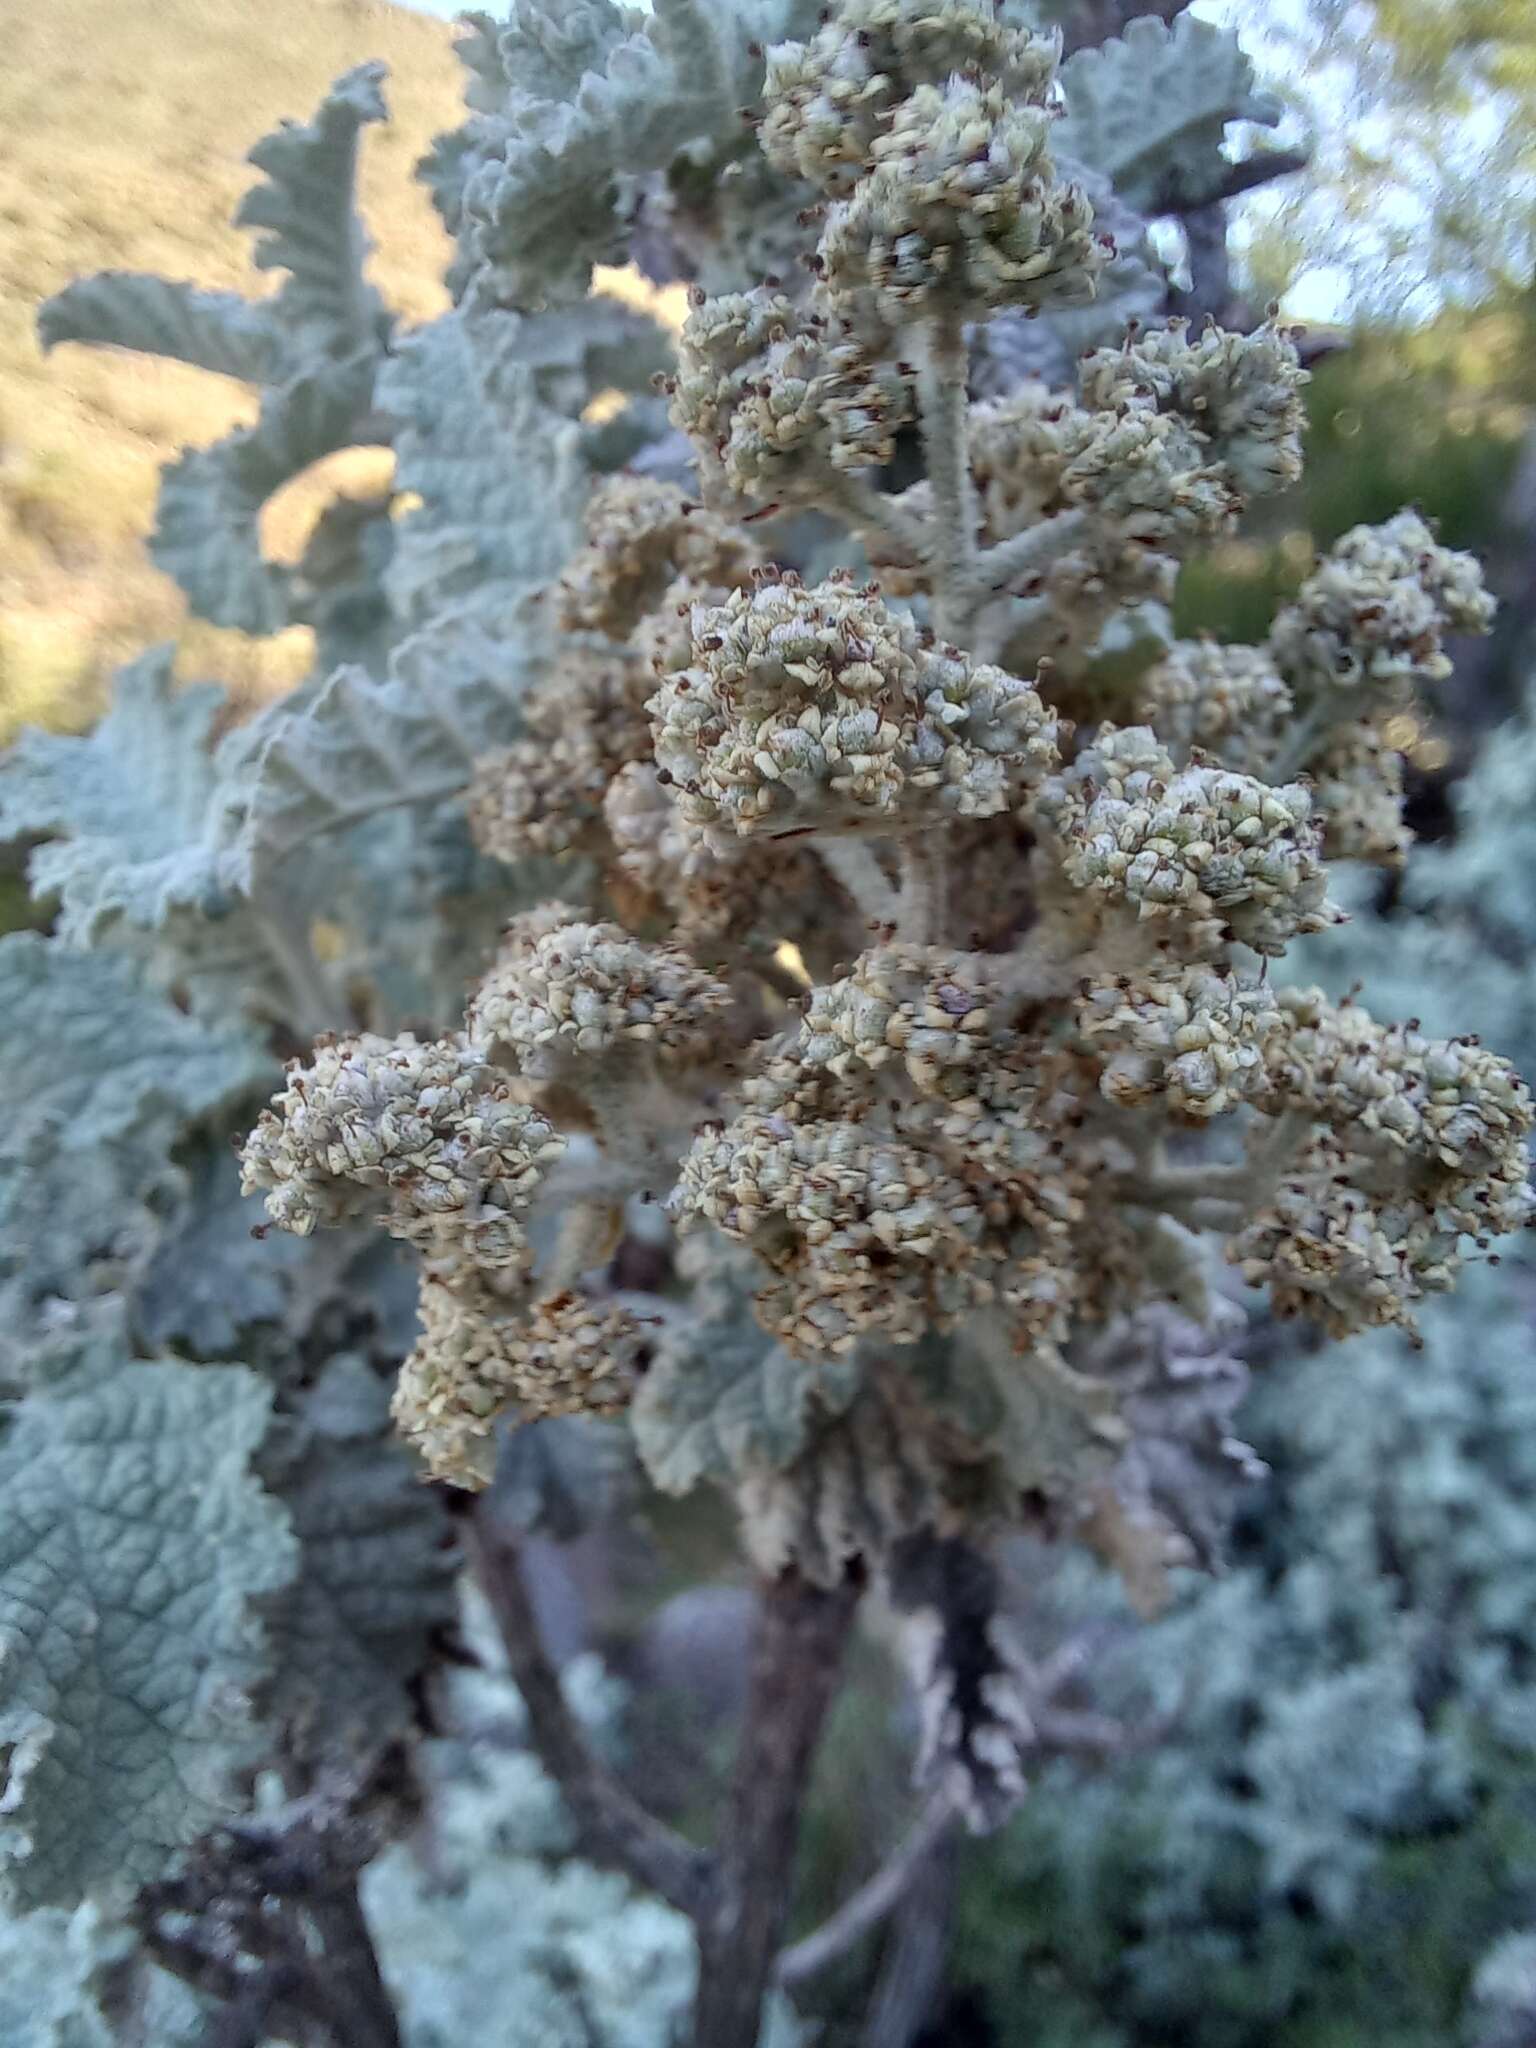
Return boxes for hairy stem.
[918,302,979,642]
[969,508,1088,605]
[464,1511,714,1918]
[897,835,948,946]
[816,837,901,930]
[823,472,931,574]
[693,1565,864,2048]
[255,900,348,1041]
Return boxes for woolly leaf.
[257,1357,455,1754]
[1055,13,1280,216]
[229,602,548,881]
[910,1324,1123,1500]
[230,306,593,879]
[0,933,268,1166]
[0,936,271,1349]
[0,1315,295,1909]
[37,274,280,383]
[0,1894,210,2048]
[0,653,344,1022]
[234,63,391,356]
[0,650,237,947]
[497,299,676,420]
[633,1253,861,1493]
[152,354,379,634]
[132,1146,307,1358]
[378,306,590,630]
[456,0,813,306]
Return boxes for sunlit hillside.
[0,0,462,739]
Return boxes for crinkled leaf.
[133,1146,308,1358]
[0,934,269,1149]
[1056,12,1280,216]
[456,0,816,306]
[0,652,344,1022]
[152,354,379,634]
[908,1325,1124,1499]
[0,650,236,947]
[234,63,391,357]
[0,1897,204,2048]
[229,307,592,880]
[738,1378,943,1588]
[229,601,548,883]
[38,273,280,382]
[0,936,271,1351]
[498,299,675,418]
[418,13,511,243]
[379,306,590,630]
[257,1357,455,1755]
[633,1291,860,1495]
[0,1318,295,1909]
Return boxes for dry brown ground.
[0,0,462,740]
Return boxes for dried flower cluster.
[241,0,1530,1609]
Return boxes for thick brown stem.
[692,1565,863,2048]
[465,1510,714,1918]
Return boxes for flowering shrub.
[0,5,1527,2046]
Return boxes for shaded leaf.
[0,936,271,1351]
[257,1357,456,1755]
[632,1241,861,1494]
[133,1146,307,1358]
[1056,13,1280,215]
[0,1316,294,1908]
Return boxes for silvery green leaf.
[0,936,271,1351]
[0,1316,294,1909]
[37,274,280,382]
[257,1357,456,1756]
[0,934,269,1163]
[632,1275,860,1494]
[379,306,590,630]
[0,1895,205,2048]
[229,599,548,882]
[908,1321,1124,1500]
[496,300,675,419]
[152,354,379,634]
[1056,13,1280,216]
[132,1146,307,1358]
[456,0,812,307]
[0,650,236,948]
[234,63,392,358]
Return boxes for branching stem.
[464,1511,714,1918]
[897,834,948,946]
[775,1788,959,1990]
[968,508,1088,607]
[918,301,979,642]
[817,836,902,930]
[693,1565,864,2048]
